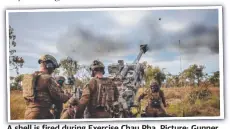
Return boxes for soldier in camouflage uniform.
[50,76,66,119]
[138,80,167,117]
[76,60,119,118]
[22,54,71,119]
[60,97,80,119]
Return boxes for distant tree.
[59,57,79,77]
[144,64,166,87]
[14,74,24,90]
[75,65,91,85]
[209,71,220,87]
[14,74,24,83]
[165,73,173,87]
[181,64,205,86]
[9,25,24,75]
[165,73,180,87]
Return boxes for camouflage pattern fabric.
[23,71,70,119]
[76,77,119,118]
[60,108,78,119]
[60,97,80,119]
[138,90,167,117]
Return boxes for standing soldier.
[138,80,167,117]
[22,54,71,119]
[76,60,119,118]
[50,76,66,119]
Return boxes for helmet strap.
[93,71,104,78]
[42,61,55,74]
[91,68,104,77]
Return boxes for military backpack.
[91,77,116,109]
[22,72,42,102]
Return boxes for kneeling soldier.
[138,80,167,117]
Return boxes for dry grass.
[10,90,26,120]
[10,86,220,119]
[10,89,70,120]
[135,86,220,117]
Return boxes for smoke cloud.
[56,25,132,63]
[56,12,219,64]
[140,17,219,56]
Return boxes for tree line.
[143,61,219,87]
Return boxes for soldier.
[76,60,119,118]
[60,97,80,119]
[22,54,71,119]
[138,80,167,117]
[50,76,66,119]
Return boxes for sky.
[8,8,220,77]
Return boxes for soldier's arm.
[48,77,70,103]
[76,79,95,117]
[160,90,167,107]
[138,93,146,102]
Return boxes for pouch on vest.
[95,78,115,108]
[150,92,161,108]
[151,99,161,108]
[22,73,41,102]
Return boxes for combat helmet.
[38,54,59,69]
[90,60,105,74]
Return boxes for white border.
[6,6,224,123]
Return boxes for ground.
[10,86,220,120]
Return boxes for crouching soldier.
[60,97,80,119]
[138,80,167,117]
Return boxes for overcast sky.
[8,8,220,77]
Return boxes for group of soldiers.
[22,54,168,119]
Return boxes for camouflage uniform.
[138,80,167,117]
[51,76,66,119]
[60,97,80,119]
[23,55,70,119]
[76,60,119,118]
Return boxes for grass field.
[10,86,220,120]
[136,86,220,117]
